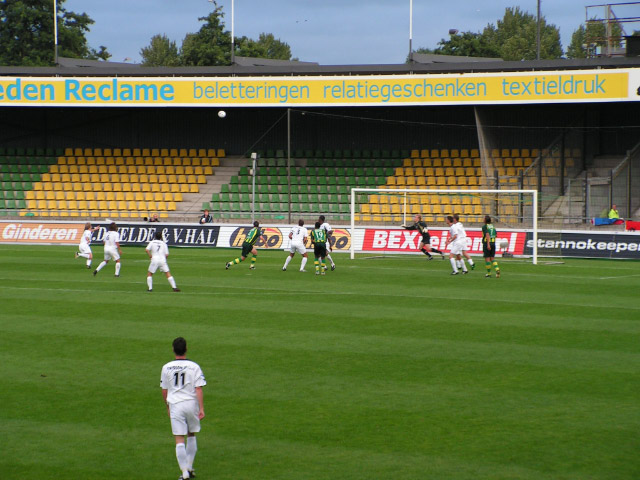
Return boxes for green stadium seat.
[201,202,211,211]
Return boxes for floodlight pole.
[53,0,58,65]
[231,0,235,64]
[536,0,541,60]
[409,0,413,63]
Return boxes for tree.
[235,33,292,60]
[567,19,624,58]
[0,0,109,66]
[180,7,232,66]
[140,34,181,67]
[413,7,562,61]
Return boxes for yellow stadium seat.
[189,184,199,193]
[216,149,225,157]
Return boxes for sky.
[62,0,626,65]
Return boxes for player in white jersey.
[282,219,309,272]
[445,215,468,275]
[75,222,98,269]
[93,222,122,277]
[318,215,336,270]
[146,231,180,292]
[161,337,206,480]
[453,213,475,271]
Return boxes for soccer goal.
[350,188,539,264]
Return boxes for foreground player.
[403,214,444,260]
[482,215,501,278]
[146,231,180,292]
[161,337,206,480]
[93,222,122,277]
[318,215,336,271]
[75,222,98,269]
[226,220,266,270]
[310,221,328,275]
[445,215,467,275]
[453,214,475,270]
[283,219,308,272]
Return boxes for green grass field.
[0,244,638,480]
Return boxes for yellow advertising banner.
[0,69,635,107]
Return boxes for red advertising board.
[0,222,84,244]
[362,228,527,255]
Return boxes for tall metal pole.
[536,0,541,60]
[409,0,413,63]
[53,0,58,65]
[231,0,235,64]
[287,108,291,224]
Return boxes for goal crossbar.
[349,188,538,264]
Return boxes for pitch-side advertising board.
[1,221,639,259]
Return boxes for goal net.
[350,187,539,263]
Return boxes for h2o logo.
[230,226,283,249]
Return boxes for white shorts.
[169,400,201,436]
[79,244,92,255]
[450,241,464,256]
[104,247,120,261]
[289,241,306,255]
[148,259,169,274]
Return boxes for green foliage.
[0,0,110,66]
[567,19,624,58]
[180,9,232,66]
[414,6,562,61]
[140,34,181,67]
[142,4,293,67]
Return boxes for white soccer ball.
[500,240,509,250]
[218,110,226,118]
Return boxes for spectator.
[199,209,213,224]
[608,205,620,220]
[149,213,160,223]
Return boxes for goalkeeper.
[403,214,444,260]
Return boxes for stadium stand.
[0,148,225,218]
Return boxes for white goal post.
[349,188,539,264]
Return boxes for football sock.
[168,276,177,289]
[175,443,189,478]
[326,253,335,267]
[485,261,492,274]
[450,258,458,273]
[251,256,257,266]
[147,277,153,290]
[461,261,468,272]
[493,261,500,273]
[321,261,326,271]
[78,252,90,259]
[86,259,91,267]
[300,257,307,270]
[314,259,319,272]
[421,249,431,258]
[468,258,475,267]
[186,437,197,471]
[456,260,462,269]
[115,262,121,276]
[96,261,107,272]
[233,257,241,264]
[283,256,292,269]
[432,248,443,254]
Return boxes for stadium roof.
[1,56,639,77]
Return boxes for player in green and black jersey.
[226,221,266,270]
[403,214,444,260]
[310,221,328,275]
[482,215,500,278]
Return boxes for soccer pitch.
[0,245,638,480]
